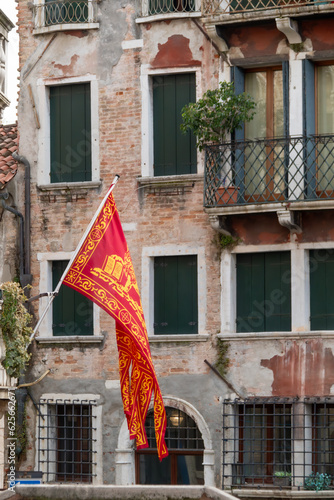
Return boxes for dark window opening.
[136,407,204,485]
[37,399,97,483]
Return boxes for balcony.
[33,0,99,34]
[204,135,334,214]
[202,0,333,16]
[140,0,201,17]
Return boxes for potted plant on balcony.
[180,81,256,204]
[274,471,292,487]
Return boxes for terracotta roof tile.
[0,123,18,189]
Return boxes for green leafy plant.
[219,234,241,250]
[181,81,256,150]
[275,471,291,478]
[304,472,331,491]
[0,282,32,378]
[215,338,230,377]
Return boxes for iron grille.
[146,0,198,15]
[37,399,97,483]
[222,397,334,490]
[144,407,204,450]
[202,0,333,15]
[33,1,97,29]
[204,135,334,208]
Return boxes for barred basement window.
[222,397,334,490]
[136,407,204,484]
[37,399,97,483]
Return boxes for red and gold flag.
[63,188,168,460]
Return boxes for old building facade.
[11,0,334,496]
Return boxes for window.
[136,407,204,484]
[52,260,93,336]
[310,249,334,330]
[37,398,98,483]
[314,403,334,477]
[154,255,198,335]
[222,397,334,490]
[153,74,196,176]
[236,251,291,333]
[50,83,91,183]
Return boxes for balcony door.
[243,67,285,202]
[316,63,334,195]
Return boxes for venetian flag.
[62,184,168,460]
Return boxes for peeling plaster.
[151,34,201,68]
[261,340,334,396]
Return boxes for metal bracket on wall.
[277,209,302,233]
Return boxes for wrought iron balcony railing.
[33,0,98,30]
[204,135,334,208]
[141,0,200,16]
[202,0,333,15]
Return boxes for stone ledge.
[149,334,209,343]
[13,485,238,500]
[218,331,334,341]
[36,335,104,345]
[233,489,334,498]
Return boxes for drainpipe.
[0,192,25,282]
[12,152,32,288]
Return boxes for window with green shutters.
[153,74,197,177]
[50,83,91,183]
[52,261,93,336]
[154,255,198,334]
[236,252,291,333]
[310,249,334,330]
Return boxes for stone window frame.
[115,396,215,486]
[140,65,203,180]
[220,241,334,341]
[141,244,208,341]
[36,251,103,343]
[36,74,100,191]
[35,393,103,484]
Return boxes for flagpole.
[29,175,120,343]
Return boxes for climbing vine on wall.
[0,282,32,378]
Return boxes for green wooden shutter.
[237,252,291,332]
[153,74,196,177]
[52,261,93,336]
[303,59,316,199]
[154,255,198,334]
[50,83,91,183]
[310,249,334,330]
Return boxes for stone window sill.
[137,174,204,193]
[37,181,102,201]
[36,336,104,345]
[148,334,209,343]
[218,331,334,341]
[33,23,99,35]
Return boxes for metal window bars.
[144,407,205,450]
[202,0,334,15]
[222,397,334,490]
[33,1,98,29]
[37,399,97,483]
[204,135,334,208]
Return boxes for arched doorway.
[115,397,215,486]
